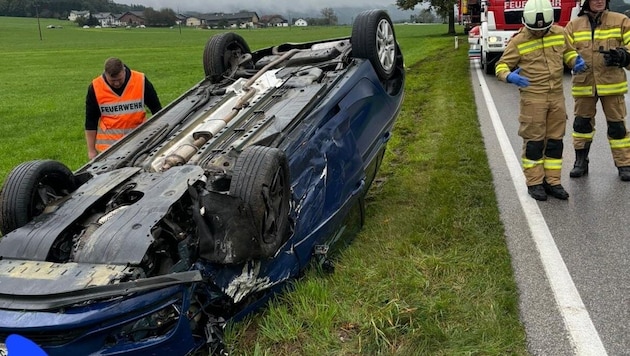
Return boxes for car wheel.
[229,146,290,258]
[203,32,251,84]
[0,160,75,235]
[351,9,397,80]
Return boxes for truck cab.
[475,0,581,74]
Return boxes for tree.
[320,7,338,26]
[417,8,436,23]
[144,7,177,27]
[396,0,456,34]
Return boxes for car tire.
[485,53,495,75]
[203,32,251,84]
[0,160,75,235]
[351,9,397,80]
[229,146,290,258]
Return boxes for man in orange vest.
[85,57,162,159]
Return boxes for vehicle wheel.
[203,32,251,84]
[485,53,495,75]
[0,160,75,235]
[351,9,397,80]
[230,146,290,258]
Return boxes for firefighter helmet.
[522,0,554,31]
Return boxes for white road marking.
[475,66,608,356]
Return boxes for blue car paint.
[0,26,404,355]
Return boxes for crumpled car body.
[0,9,404,355]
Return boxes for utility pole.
[35,3,42,40]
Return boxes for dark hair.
[104,57,124,76]
[579,0,610,16]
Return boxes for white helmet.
[522,0,554,31]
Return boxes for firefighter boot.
[618,167,630,181]
[570,144,591,178]
[527,184,547,201]
[543,180,569,200]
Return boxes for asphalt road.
[470,61,629,356]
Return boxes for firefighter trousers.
[573,95,630,167]
[518,91,567,186]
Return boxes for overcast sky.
[117,0,404,14]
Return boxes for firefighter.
[565,0,630,180]
[85,57,162,159]
[495,0,584,201]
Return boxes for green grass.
[0,16,529,355]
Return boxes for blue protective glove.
[506,68,530,87]
[573,55,586,73]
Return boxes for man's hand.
[573,55,586,73]
[506,68,530,87]
[601,46,630,67]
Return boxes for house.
[294,18,308,27]
[93,12,121,27]
[68,10,90,22]
[202,11,259,29]
[185,16,202,27]
[119,11,146,27]
[259,14,289,27]
[175,14,187,26]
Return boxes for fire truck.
[460,0,581,74]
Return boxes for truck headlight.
[487,36,501,44]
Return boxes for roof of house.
[202,12,258,21]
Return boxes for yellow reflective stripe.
[544,34,565,46]
[544,158,562,170]
[564,50,578,63]
[96,128,134,135]
[572,131,595,139]
[517,35,565,55]
[522,158,543,168]
[572,31,591,42]
[594,28,621,41]
[624,31,630,45]
[518,41,543,55]
[572,86,593,96]
[496,63,510,74]
[596,82,628,95]
[609,137,630,149]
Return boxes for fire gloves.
[506,67,530,87]
[601,47,630,68]
[573,55,587,73]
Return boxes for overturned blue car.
[0,9,404,355]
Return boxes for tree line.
[0,0,144,19]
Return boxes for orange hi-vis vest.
[93,70,146,152]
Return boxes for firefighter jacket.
[565,10,630,97]
[93,70,146,152]
[496,25,577,94]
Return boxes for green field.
[0,16,528,355]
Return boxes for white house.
[68,10,90,22]
[294,18,308,27]
[93,12,121,27]
[185,16,202,27]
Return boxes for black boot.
[527,184,547,201]
[618,166,630,181]
[570,143,591,178]
[543,180,569,200]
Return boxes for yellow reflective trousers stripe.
[522,158,543,169]
[543,158,563,170]
[610,137,630,149]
